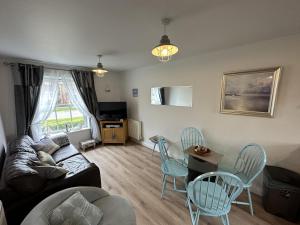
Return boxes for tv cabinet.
[99,119,128,145]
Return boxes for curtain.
[61,72,101,142]
[71,70,98,117]
[13,63,44,136]
[31,70,59,141]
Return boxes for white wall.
[122,34,300,195]
[94,72,123,102]
[0,59,17,141]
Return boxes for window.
[41,81,89,134]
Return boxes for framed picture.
[220,67,282,117]
[132,88,138,97]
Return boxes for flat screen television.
[97,102,127,120]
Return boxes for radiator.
[128,119,142,141]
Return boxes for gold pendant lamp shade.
[92,55,108,77]
[152,18,179,62]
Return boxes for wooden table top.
[186,146,223,165]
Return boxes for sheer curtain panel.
[31,69,60,141]
[61,72,101,142]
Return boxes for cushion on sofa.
[49,133,70,148]
[31,137,60,155]
[37,151,56,166]
[33,165,68,179]
[52,145,80,163]
[60,155,91,177]
[49,191,103,225]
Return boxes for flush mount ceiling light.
[152,18,179,62]
[92,54,108,77]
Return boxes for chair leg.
[221,214,230,225]
[184,176,188,208]
[173,177,176,190]
[247,187,254,216]
[161,174,167,199]
[152,143,156,155]
[188,197,200,225]
[193,209,200,225]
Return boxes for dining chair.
[180,127,205,165]
[219,143,267,215]
[187,171,243,225]
[158,138,188,199]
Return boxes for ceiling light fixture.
[152,18,179,62]
[92,54,108,77]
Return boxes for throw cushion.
[33,165,68,179]
[37,151,56,166]
[50,133,70,148]
[49,191,103,225]
[31,137,60,155]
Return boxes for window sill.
[67,128,91,134]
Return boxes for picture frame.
[132,88,138,97]
[220,67,282,117]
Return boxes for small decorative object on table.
[80,139,96,152]
[193,145,211,156]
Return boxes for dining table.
[186,146,223,182]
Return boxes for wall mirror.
[151,86,192,107]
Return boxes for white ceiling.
[0,0,300,71]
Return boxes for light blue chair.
[187,172,243,225]
[180,127,205,165]
[219,143,267,215]
[158,138,188,199]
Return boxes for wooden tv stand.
[99,119,128,145]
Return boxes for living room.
[0,0,300,225]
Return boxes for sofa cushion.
[49,191,103,225]
[92,195,136,225]
[33,165,68,179]
[31,137,60,155]
[7,136,36,156]
[52,145,80,163]
[8,174,45,193]
[37,151,56,166]
[4,151,46,193]
[60,155,91,177]
[50,133,70,148]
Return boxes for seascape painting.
[220,67,281,117]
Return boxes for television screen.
[97,102,127,120]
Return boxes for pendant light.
[92,55,108,77]
[152,18,179,62]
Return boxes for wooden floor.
[83,142,299,225]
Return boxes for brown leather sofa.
[0,135,101,225]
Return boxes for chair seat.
[93,195,136,225]
[187,181,230,216]
[161,159,188,177]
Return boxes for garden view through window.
[41,81,89,134]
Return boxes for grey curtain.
[14,63,44,136]
[71,70,98,117]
